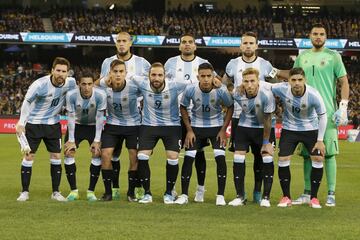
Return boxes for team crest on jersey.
[48,94,53,97]
[148,94,153,97]
[210,99,215,103]
[320,60,326,66]
[301,104,307,109]
[122,97,127,102]
[76,104,81,108]
[196,98,201,102]
[256,104,260,108]
[238,69,243,73]
[90,104,95,107]
[177,68,182,72]
[164,95,169,99]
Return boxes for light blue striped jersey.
[181,84,233,127]
[66,87,107,125]
[233,81,276,128]
[164,55,210,83]
[100,54,150,78]
[100,78,142,126]
[225,56,274,118]
[271,82,327,131]
[24,75,76,124]
[132,76,187,126]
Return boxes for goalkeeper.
[292,24,350,207]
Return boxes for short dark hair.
[289,67,305,77]
[52,57,70,70]
[110,59,126,70]
[78,70,94,82]
[180,33,195,42]
[198,62,214,72]
[311,23,327,33]
[150,62,165,72]
[242,31,258,41]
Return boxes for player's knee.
[310,155,324,162]
[50,152,61,160]
[65,151,75,158]
[166,151,179,159]
[185,150,197,158]
[234,154,245,163]
[214,149,225,157]
[24,153,35,161]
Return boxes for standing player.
[292,24,349,207]
[222,32,279,203]
[164,34,213,201]
[175,63,234,205]
[97,59,142,201]
[16,57,76,201]
[100,31,150,200]
[63,70,107,201]
[272,68,327,208]
[132,62,187,204]
[229,68,276,207]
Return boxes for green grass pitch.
[0,134,359,239]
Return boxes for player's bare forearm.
[263,113,272,141]
[221,105,233,131]
[180,105,192,132]
[339,75,350,100]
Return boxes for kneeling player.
[175,63,234,206]
[64,71,106,201]
[229,68,276,207]
[272,68,327,208]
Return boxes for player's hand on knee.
[216,129,227,148]
[185,131,196,148]
[261,143,274,156]
[15,123,25,135]
[312,141,325,157]
[90,141,101,157]
[64,141,76,156]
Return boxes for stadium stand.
[0,8,45,32]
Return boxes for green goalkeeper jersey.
[293,48,347,119]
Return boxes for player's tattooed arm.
[261,113,274,156]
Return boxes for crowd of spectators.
[50,7,161,35]
[1,5,359,38]
[163,7,274,37]
[0,8,44,32]
[282,15,360,39]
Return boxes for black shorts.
[279,129,319,157]
[64,124,95,148]
[230,118,239,144]
[186,127,224,151]
[234,126,276,152]
[138,125,182,152]
[101,124,139,150]
[180,117,209,149]
[25,123,62,153]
